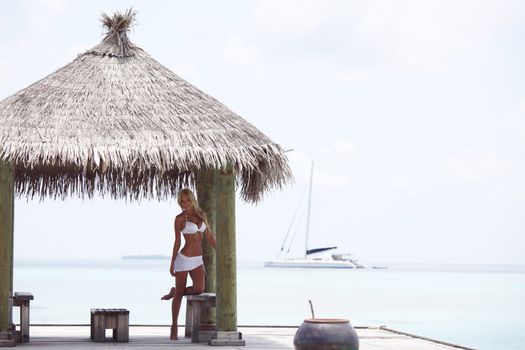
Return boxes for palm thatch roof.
[0,9,292,202]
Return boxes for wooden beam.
[195,168,217,325]
[214,166,237,332]
[0,161,14,332]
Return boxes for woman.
[161,188,216,340]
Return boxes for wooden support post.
[209,165,244,346]
[13,292,34,343]
[0,161,14,335]
[196,169,216,326]
[184,299,194,338]
[191,300,201,343]
[184,293,216,343]
[115,312,129,342]
[90,309,129,343]
[215,166,236,331]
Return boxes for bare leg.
[161,287,176,300]
[171,271,188,340]
[185,265,205,295]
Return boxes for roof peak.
[94,8,137,57]
[101,8,136,35]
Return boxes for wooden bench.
[185,293,216,343]
[90,308,129,342]
[12,292,34,343]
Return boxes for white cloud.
[442,149,514,182]
[522,115,525,141]
[286,150,312,186]
[168,63,198,81]
[23,0,68,28]
[388,173,422,190]
[334,69,369,83]
[315,140,357,159]
[63,41,90,61]
[315,172,352,189]
[519,98,525,143]
[0,59,8,90]
[313,142,356,190]
[0,0,69,97]
[288,141,357,190]
[352,0,520,71]
[255,0,336,35]
[252,0,522,72]
[222,33,259,64]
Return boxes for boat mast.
[305,162,314,259]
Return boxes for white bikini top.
[181,218,206,235]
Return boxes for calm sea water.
[13,260,525,350]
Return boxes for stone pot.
[293,318,359,350]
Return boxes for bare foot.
[170,325,178,340]
[161,287,176,301]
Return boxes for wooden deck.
[14,325,476,349]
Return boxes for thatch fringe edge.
[2,143,292,203]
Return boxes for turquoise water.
[13,260,525,350]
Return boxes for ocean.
[12,259,525,350]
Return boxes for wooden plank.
[13,292,33,302]
[20,301,30,342]
[92,314,105,342]
[184,300,193,338]
[191,301,201,342]
[105,314,116,329]
[186,293,216,302]
[14,326,476,349]
[116,313,129,342]
[0,160,14,333]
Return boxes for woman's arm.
[204,227,216,249]
[202,212,216,249]
[169,216,183,276]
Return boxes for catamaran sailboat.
[264,162,364,269]
[264,250,364,268]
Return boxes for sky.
[1,0,524,265]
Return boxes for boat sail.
[264,162,364,269]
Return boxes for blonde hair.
[177,188,208,226]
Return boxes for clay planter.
[293,318,359,350]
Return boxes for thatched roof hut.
[0,9,291,202]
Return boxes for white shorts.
[173,253,203,272]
